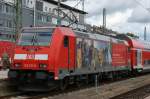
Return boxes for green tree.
[126,32,139,39]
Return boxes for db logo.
[27,54,35,59]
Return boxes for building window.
[47,16,51,22]
[23,0,26,5]
[6,4,9,13]
[4,4,13,14]
[63,13,66,18]
[6,20,13,28]
[52,18,57,25]
[36,1,43,11]
[52,9,58,15]
[37,13,42,22]
[62,20,69,26]
[49,8,51,13]
[37,13,50,23]
[45,7,47,12]
[42,15,47,23]
[0,20,4,26]
[28,0,30,4]
[0,4,2,12]
[59,11,63,17]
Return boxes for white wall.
[43,1,56,13]
[4,0,14,4]
[25,0,35,8]
[3,0,83,24]
[3,0,35,8]
[43,1,80,21]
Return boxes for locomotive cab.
[8,27,76,91]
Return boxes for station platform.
[0,69,8,79]
[47,74,150,99]
[145,96,150,99]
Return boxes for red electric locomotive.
[8,26,132,91]
[0,33,15,69]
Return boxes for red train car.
[0,33,15,69]
[8,27,131,91]
[127,39,143,72]
[117,34,150,72]
[141,41,150,71]
[129,39,150,72]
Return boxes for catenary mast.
[14,0,22,41]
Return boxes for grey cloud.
[64,0,150,35]
[64,0,136,17]
[128,6,150,23]
[85,0,136,17]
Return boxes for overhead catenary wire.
[134,0,150,13]
[57,0,85,27]
[133,0,150,41]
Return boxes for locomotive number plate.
[24,64,36,68]
[26,54,35,59]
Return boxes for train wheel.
[85,75,89,84]
[75,76,82,88]
[108,72,114,81]
[60,77,68,90]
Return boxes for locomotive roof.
[74,29,128,45]
[21,26,128,45]
[22,27,55,30]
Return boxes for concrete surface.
[47,74,150,99]
[145,96,150,99]
[0,69,8,79]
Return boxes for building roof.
[44,0,87,14]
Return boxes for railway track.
[111,84,150,99]
[4,83,94,99]
[34,73,150,99]
[1,73,150,99]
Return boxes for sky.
[62,0,150,40]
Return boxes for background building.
[0,0,87,35]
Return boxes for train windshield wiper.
[31,33,39,46]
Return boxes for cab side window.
[64,36,69,47]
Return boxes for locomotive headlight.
[14,63,21,67]
[39,64,47,68]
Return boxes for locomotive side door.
[64,36,75,73]
[136,49,142,68]
[69,36,76,73]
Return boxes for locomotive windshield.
[0,33,15,41]
[18,28,54,46]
